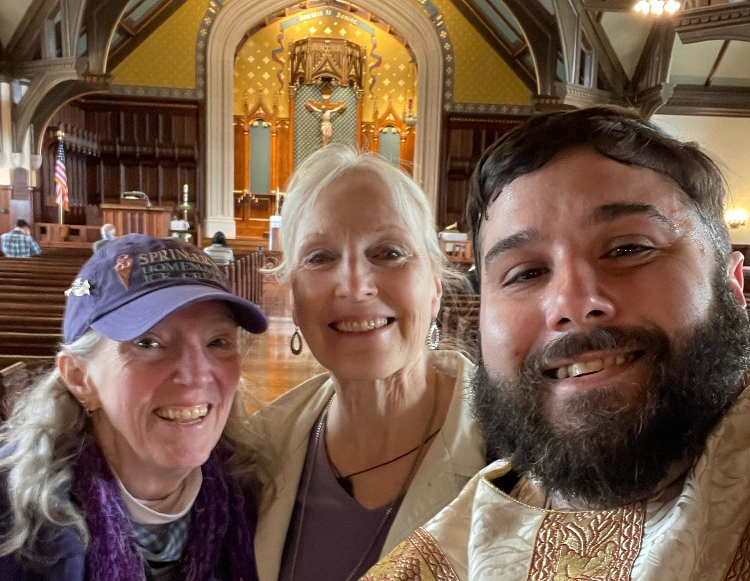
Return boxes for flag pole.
[56,130,65,225]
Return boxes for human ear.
[430,276,443,319]
[726,250,746,307]
[57,353,101,412]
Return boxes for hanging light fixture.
[634,0,681,15]
[726,208,748,229]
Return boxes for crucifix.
[305,84,347,147]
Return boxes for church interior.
[1,0,750,401]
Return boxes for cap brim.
[91,285,268,341]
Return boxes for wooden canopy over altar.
[233,35,417,238]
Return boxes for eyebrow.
[586,203,675,229]
[484,228,541,269]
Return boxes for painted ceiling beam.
[660,84,750,116]
[674,2,750,43]
[581,0,635,11]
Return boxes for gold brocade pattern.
[528,503,646,581]
[362,528,460,581]
[724,519,750,581]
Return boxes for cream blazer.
[251,349,486,581]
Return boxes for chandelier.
[633,0,681,15]
[725,208,748,229]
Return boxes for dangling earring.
[426,320,440,350]
[290,326,303,355]
[78,400,93,417]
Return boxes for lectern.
[101,193,171,238]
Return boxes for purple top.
[279,412,403,581]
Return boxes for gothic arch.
[204,0,444,237]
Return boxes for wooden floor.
[241,277,325,407]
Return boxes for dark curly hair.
[467,106,730,276]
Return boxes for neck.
[115,467,191,501]
[328,356,429,435]
[325,354,446,470]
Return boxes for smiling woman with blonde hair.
[251,145,486,581]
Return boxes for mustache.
[523,325,670,374]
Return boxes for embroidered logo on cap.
[114,254,134,289]
[64,278,91,297]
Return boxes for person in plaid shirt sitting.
[1,219,41,257]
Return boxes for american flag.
[54,140,69,211]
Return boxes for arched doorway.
[204,0,444,238]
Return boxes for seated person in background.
[93,223,116,252]
[1,219,41,257]
[204,231,235,265]
[251,145,486,581]
[364,107,750,580]
[0,234,268,581]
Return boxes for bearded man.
[362,107,750,581]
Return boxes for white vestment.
[363,386,750,581]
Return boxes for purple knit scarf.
[70,441,258,581]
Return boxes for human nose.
[173,343,213,388]
[544,260,615,332]
[334,256,377,301]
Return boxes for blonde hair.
[0,328,267,560]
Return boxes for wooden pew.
[0,254,82,370]
[0,248,266,372]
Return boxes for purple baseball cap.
[63,233,268,344]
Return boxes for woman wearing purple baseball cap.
[0,234,268,581]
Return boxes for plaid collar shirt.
[1,229,42,257]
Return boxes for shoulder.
[248,373,333,447]
[363,529,457,581]
[0,459,86,580]
[428,349,476,386]
[252,372,333,425]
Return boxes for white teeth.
[554,353,632,379]
[155,404,209,421]
[335,318,389,332]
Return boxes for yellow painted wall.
[431,0,530,105]
[111,0,206,88]
[234,9,416,120]
[111,0,531,107]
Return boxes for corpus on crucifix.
[305,84,347,147]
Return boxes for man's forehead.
[479,150,697,242]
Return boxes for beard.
[471,272,750,509]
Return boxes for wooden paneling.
[234,118,248,192]
[39,96,202,228]
[0,186,11,234]
[439,113,528,231]
[276,121,292,191]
